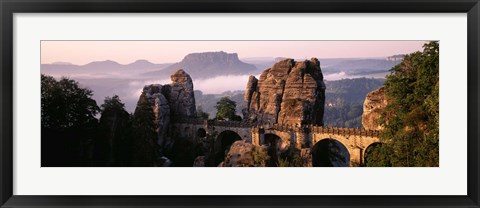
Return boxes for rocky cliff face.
[220,140,268,167]
[243,58,326,126]
[138,69,196,150]
[362,86,387,130]
[169,69,196,118]
[142,84,171,148]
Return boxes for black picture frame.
[1,0,479,207]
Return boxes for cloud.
[324,71,347,81]
[127,78,171,99]
[44,72,260,113]
[193,74,259,94]
[119,75,253,112]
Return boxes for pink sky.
[41,41,427,65]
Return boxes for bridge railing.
[309,125,381,137]
[171,118,381,137]
[208,120,251,128]
[256,124,381,138]
[171,117,252,128]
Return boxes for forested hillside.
[365,41,439,167]
[323,78,385,128]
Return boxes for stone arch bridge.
[172,119,381,167]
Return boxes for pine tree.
[96,95,132,166]
[131,92,157,166]
[215,96,241,121]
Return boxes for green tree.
[41,74,99,129]
[366,41,439,167]
[100,95,126,112]
[96,95,132,166]
[215,96,241,121]
[131,92,157,166]
[41,74,100,166]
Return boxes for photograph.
[1,0,477,206]
[40,40,439,167]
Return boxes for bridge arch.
[215,130,242,165]
[264,133,281,145]
[312,138,350,167]
[196,128,206,138]
[363,142,383,166]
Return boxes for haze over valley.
[41,51,400,114]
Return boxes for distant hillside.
[242,57,400,78]
[143,51,257,79]
[325,77,386,103]
[41,59,171,76]
[323,78,385,128]
[322,59,401,75]
[42,55,399,81]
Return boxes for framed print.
[1,0,479,207]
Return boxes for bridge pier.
[295,128,304,149]
[348,147,364,167]
[252,127,261,146]
[259,128,265,145]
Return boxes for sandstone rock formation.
[244,75,258,112]
[169,69,196,118]
[137,69,197,150]
[362,86,387,130]
[142,84,171,148]
[193,156,205,167]
[243,58,326,126]
[221,140,268,167]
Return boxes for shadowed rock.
[141,84,171,149]
[138,69,196,151]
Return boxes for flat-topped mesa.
[182,51,240,64]
[156,51,257,79]
[243,58,326,126]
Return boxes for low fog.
[45,70,384,113]
[48,74,258,113]
[41,56,396,113]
